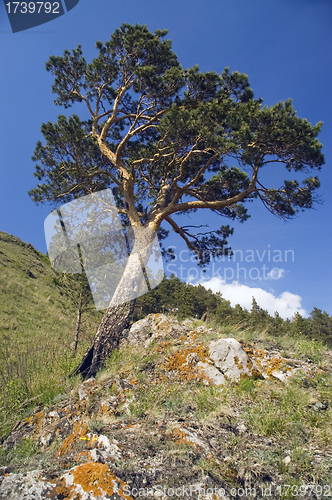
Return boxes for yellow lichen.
[49,463,133,500]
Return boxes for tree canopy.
[29,23,324,267]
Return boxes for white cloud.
[198,278,307,319]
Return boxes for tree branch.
[159,166,259,221]
[164,215,200,255]
[115,110,165,165]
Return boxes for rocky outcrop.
[0,314,330,499]
[120,313,191,348]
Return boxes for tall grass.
[0,231,101,438]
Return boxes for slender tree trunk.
[72,293,83,357]
[70,227,157,379]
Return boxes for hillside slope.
[1,314,332,500]
[0,231,101,437]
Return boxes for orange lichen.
[173,426,188,445]
[153,340,171,353]
[32,411,45,437]
[56,422,88,457]
[243,346,292,379]
[161,343,209,383]
[188,331,196,342]
[233,356,244,370]
[20,410,44,428]
[97,402,114,419]
[71,462,133,499]
[73,450,91,462]
[48,463,133,500]
[46,483,74,500]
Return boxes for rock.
[0,467,12,476]
[122,313,190,347]
[208,338,261,382]
[48,410,59,419]
[1,313,329,500]
[237,423,247,433]
[0,465,134,500]
[242,345,326,383]
[197,362,226,386]
[78,378,98,401]
[53,462,134,499]
[0,470,55,500]
[312,401,329,411]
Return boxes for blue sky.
[0,0,331,318]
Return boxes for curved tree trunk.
[70,227,157,379]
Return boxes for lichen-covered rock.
[1,314,330,499]
[121,313,190,348]
[0,464,134,500]
[50,462,134,500]
[208,338,261,382]
[242,344,326,382]
[0,470,55,500]
[78,378,99,401]
[197,362,226,386]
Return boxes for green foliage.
[194,386,223,418]
[134,274,332,347]
[295,338,325,364]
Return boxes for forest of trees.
[133,274,332,347]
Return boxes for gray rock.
[0,470,54,500]
[208,338,260,382]
[122,314,190,347]
[197,362,226,386]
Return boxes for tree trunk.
[70,299,135,378]
[70,227,157,379]
[72,293,82,357]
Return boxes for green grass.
[0,231,102,438]
[1,230,332,488]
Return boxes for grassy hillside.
[0,231,102,438]
[1,232,332,496]
[1,229,331,445]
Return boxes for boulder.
[121,313,190,348]
[0,470,55,500]
[197,362,227,386]
[208,338,261,382]
[0,464,133,500]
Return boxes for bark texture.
[70,228,156,379]
[70,299,135,379]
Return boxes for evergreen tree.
[29,24,325,377]
[308,308,332,345]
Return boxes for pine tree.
[29,24,325,377]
